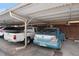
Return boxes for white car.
[4,27,35,43]
[0,27,4,37]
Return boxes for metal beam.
[9,11,27,22]
[9,11,29,50]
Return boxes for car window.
[36,28,57,35]
[4,27,24,30]
[5,30,24,33]
[4,27,24,33]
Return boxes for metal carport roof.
[0,3,79,25]
[1,3,79,49]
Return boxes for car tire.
[27,37,31,44]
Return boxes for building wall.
[54,23,79,40]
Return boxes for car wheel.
[27,37,31,44]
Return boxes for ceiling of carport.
[0,3,79,25]
[0,13,24,25]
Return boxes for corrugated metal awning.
[0,3,79,25]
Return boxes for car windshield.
[36,28,57,35]
[4,27,24,33]
[4,27,24,30]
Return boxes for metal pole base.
[15,46,26,51]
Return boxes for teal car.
[33,28,65,49]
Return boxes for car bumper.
[33,40,61,49]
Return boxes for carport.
[0,3,79,50]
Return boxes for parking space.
[0,3,79,56]
[0,38,79,56]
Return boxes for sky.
[0,3,17,12]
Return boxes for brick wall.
[54,23,79,40]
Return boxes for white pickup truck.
[4,27,35,43]
[0,27,4,37]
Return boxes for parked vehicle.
[4,27,35,43]
[0,27,4,37]
[33,28,65,49]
